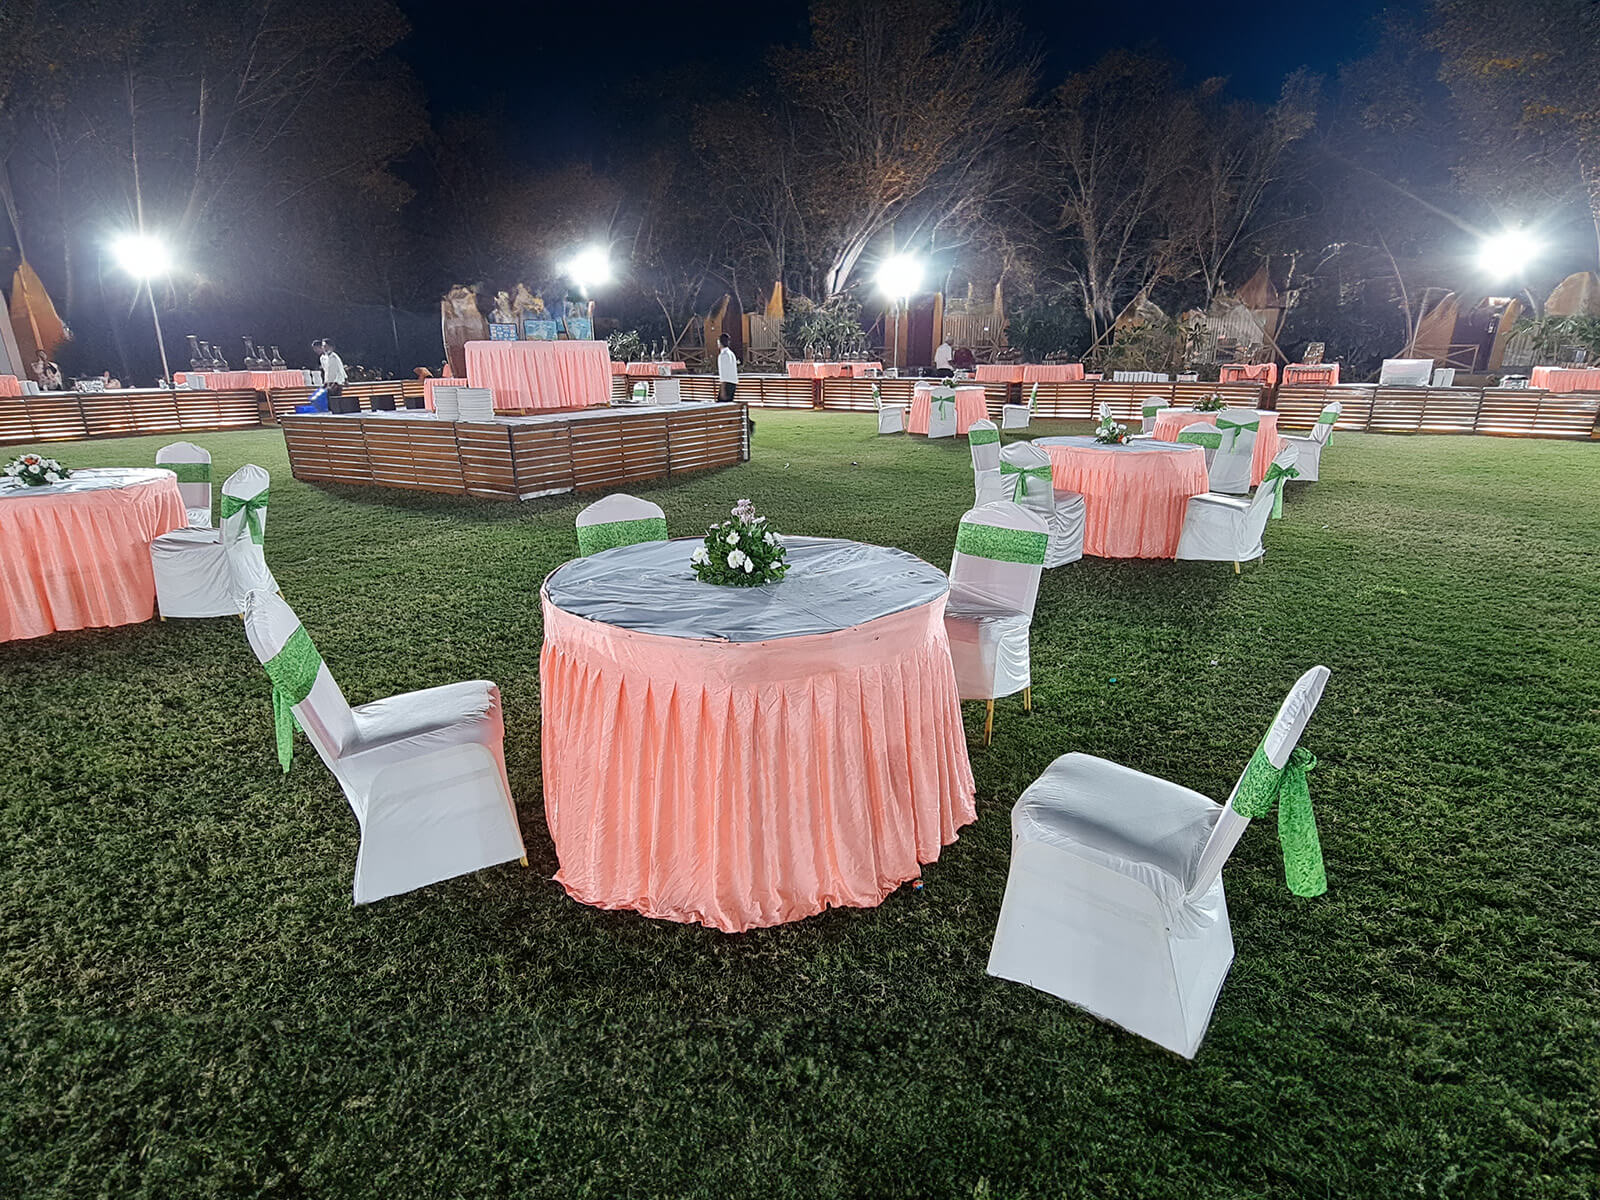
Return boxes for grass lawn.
[2,412,1597,1199]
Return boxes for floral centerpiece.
[1195,392,1227,412]
[690,498,789,587]
[1092,403,1130,445]
[3,452,71,486]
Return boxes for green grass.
[2,413,1598,1199]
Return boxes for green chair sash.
[955,520,1048,566]
[220,490,269,544]
[577,516,668,556]
[1261,460,1301,517]
[968,426,1000,446]
[1234,743,1325,897]
[1027,383,1039,412]
[165,462,211,483]
[872,383,882,410]
[1177,428,1222,450]
[1142,401,1165,418]
[1317,410,1339,425]
[262,624,322,773]
[998,460,1053,502]
[632,382,649,401]
[1214,415,1260,453]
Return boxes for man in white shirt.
[716,332,739,403]
[934,339,953,375]
[317,339,348,393]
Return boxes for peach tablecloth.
[1151,410,1282,486]
[539,537,976,933]
[1529,366,1600,391]
[908,385,989,435]
[175,370,306,390]
[612,361,688,376]
[0,468,186,642]
[0,375,20,397]
[465,339,611,411]
[1020,363,1085,383]
[975,364,1024,383]
[1282,363,1339,386]
[785,361,883,379]
[1035,436,1209,558]
[1219,363,1278,384]
[422,376,467,409]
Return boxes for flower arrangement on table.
[1092,403,1130,445]
[1194,392,1227,412]
[690,498,789,587]
[3,452,71,486]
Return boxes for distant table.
[1034,436,1209,559]
[0,375,20,397]
[1020,364,1085,383]
[1151,410,1282,486]
[975,365,1024,383]
[422,376,468,409]
[908,384,988,435]
[465,339,611,411]
[1282,363,1340,386]
[0,468,186,642]
[1218,363,1278,385]
[785,362,882,379]
[612,361,687,376]
[1529,366,1600,392]
[174,370,306,390]
[539,536,975,933]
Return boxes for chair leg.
[984,699,995,745]
[1233,560,1240,575]
[1023,685,1032,712]
[519,855,528,868]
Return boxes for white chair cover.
[927,385,957,439]
[1379,358,1432,386]
[998,442,1085,567]
[575,493,667,555]
[151,463,277,617]
[967,420,1001,472]
[156,441,213,528]
[1139,396,1167,434]
[944,501,1047,700]
[243,589,526,904]
[1207,408,1260,495]
[878,405,906,434]
[1278,402,1340,482]
[987,664,1331,1057]
[1175,446,1298,566]
[1002,384,1035,430]
[1430,368,1455,388]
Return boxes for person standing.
[31,349,63,391]
[317,339,347,396]
[934,338,953,375]
[716,332,739,403]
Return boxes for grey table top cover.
[543,535,949,642]
[1032,435,1204,455]
[0,466,174,500]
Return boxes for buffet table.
[1282,363,1340,386]
[1529,366,1600,391]
[0,468,186,642]
[1034,437,1209,559]
[1020,364,1085,383]
[786,362,883,379]
[974,365,1024,383]
[0,375,20,397]
[612,361,688,376]
[539,536,976,932]
[174,370,306,390]
[1218,363,1278,385]
[465,339,611,411]
[1151,410,1282,486]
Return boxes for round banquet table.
[1033,436,1209,559]
[539,536,977,933]
[908,384,989,435]
[1150,409,1283,486]
[0,468,186,642]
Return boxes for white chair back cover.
[220,465,276,597]
[1379,358,1432,386]
[1430,368,1455,388]
[1188,663,1331,897]
[997,441,1056,520]
[1312,401,1341,444]
[967,420,1001,471]
[1208,408,1260,494]
[575,493,667,555]
[927,385,958,438]
[1140,396,1167,434]
[156,441,212,518]
[948,501,1047,620]
[243,589,360,777]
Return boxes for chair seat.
[185,507,214,529]
[1014,752,1221,892]
[1189,492,1251,513]
[945,598,1029,623]
[154,526,223,548]
[349,680,500,756]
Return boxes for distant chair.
[874,383,906,434]
[1278,403,1341,482]
[1175,446,1299,572]
[156,441,213,529]
[1002,384,1035,431]
[927,385,958,439]
[968,419,1002,504]
[997,441,1085,568]
[1136,396,1168,436]
[1430,368,1455,388]
[575,493,668,556]
[1378,358,1432,387]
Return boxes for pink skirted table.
[612,361,688,376]
[0,375,20,397]
[422,376,468,409]
[1033,436,1209,559]
[539,537,976,933]
[785,361,882,379]
[908,384,989,435]
[465,339,611,411]
[1020,364,1085,383]
[174,370,306,390]
[0,467,186,642]
[1218,363,1278,385]
[1529,366,1600,391]
[975,364,1024,383]
[1151,409,1282,486]
[1282,363,1339,386]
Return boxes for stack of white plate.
[432,387,460,420]
[456,387,495,421]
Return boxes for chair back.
[997,441,1055,519]
[1312,402,1341,445]
[1244,445,1297,533]
[576,493,667,555]
[156,441,212,516]
[1140,396,1167,434]
[1209,408,1260,492]
[967,420,1001,472]
[220,465,275,596]
[1187,663,1331,897]
[949,501,1048,619]
[242,588,359,773]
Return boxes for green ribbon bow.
[1142,401,1166,418]
[1027,383,1039,412]
[998,460,1052,502]
[1233,744,1325,897]
[968,426,1000,446]
[929,390,956,414]
[577,516,668,556]
[1261,460,1300,517]
[165,462,211,484]
[1214,415,1260,454]
[1316,409,1339,425]
[219,490,269,544]
[632,382,649,400]
[1177,428,1222,450]
[872,383,882,410]
[955,519,1048,565]
[262,625,322,772]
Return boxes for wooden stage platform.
[279,402,749,501]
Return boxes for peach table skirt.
[465,339,611,411]
[1036,436,1209,558]
[1151,410,1282,486]
[539,596,976,933]
[1218,363,1278,384]
[0,468,186,642]
[1529,366,1600,391]
[1282,363,1339,386]
[422,375,467,410]
[785,362,882,379]
[975,365,1024,383]
[0,374,20,396]
[1020,364,1084,383]
[612,361,687,376]
[908,385,989,435]
[174,370,305,390]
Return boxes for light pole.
[111,233,174,386]
[875,253,923,372]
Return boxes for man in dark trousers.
[716,332,738,403]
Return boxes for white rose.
[44,471,60,483]
[727,549,746,568]
[726,530,739,545]
[743,559,754,573]
[764,532,775,545]
[690,547,709,565]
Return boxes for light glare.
[1477,230,1540,278]
[565,246,612,292]
[111,233,172,279]
[875,253,923,300]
